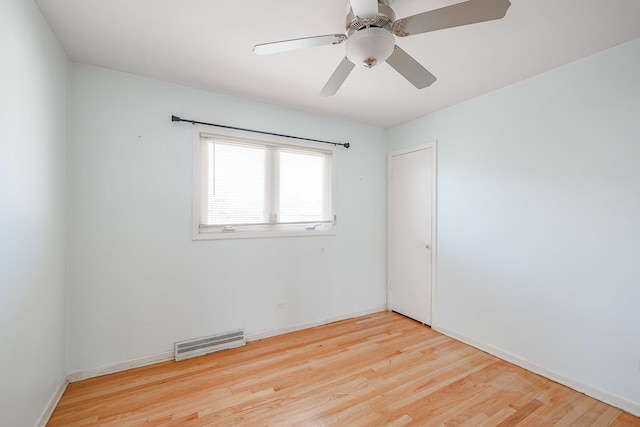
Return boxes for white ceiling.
[36,0,640,128]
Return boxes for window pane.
[206,142,266,225]
[279,150,327,223]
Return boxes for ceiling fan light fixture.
[253,0,512,95]
[345,27,395,68]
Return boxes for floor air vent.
[175,329,245,361]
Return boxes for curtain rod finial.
[171,115,181,122]
[344,143,350,149]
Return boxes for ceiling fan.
[254,0,511,96]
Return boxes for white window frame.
[192,124,337,240]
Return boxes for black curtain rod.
[171,115,350,149]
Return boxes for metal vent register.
[174,330,245,361]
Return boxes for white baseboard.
[433,324,640,417]
[37,376,68,427]
[67,350,174,383]
[67,306,387,383]
[246,305,388,342]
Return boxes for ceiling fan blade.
[386,45,436,89]
[393,0,511,37]
[254,34,346,55]
[349,0,380,18]
[320,57,355,97]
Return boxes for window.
[192,126,336,239]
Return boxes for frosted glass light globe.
[345,27,395,68]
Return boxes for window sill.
[192,228,336,241]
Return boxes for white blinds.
[199,135,333,230]
[201,140,267,225]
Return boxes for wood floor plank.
[48,312,639,426]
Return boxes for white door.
[388,144,435,325]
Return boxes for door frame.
[387,141,438,326]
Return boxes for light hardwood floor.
[48,312,639,426]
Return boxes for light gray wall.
[0,0,69,425]
[388,37,640,409]
[66,64,388,373]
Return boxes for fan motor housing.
[346,2,395,36]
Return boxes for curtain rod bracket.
[171,115,350,149]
